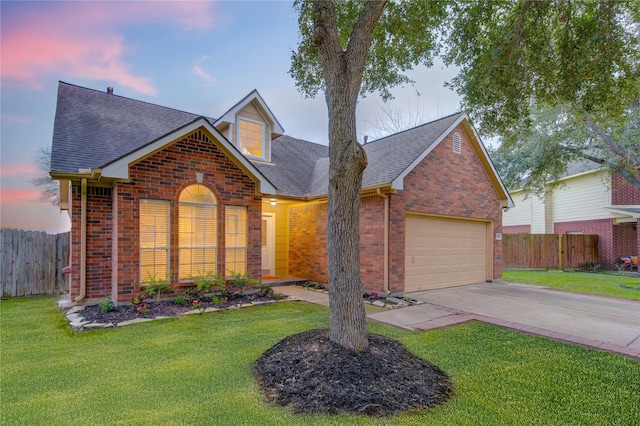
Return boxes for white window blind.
[140,199,170,282]
[179,184,217,280]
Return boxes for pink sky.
[2,1,215,94]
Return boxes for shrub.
[141,272,172,301]
[190,271,217,294]
[258,283,274,297]
[231,272,259,294]
[98,299,115,313]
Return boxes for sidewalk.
[279,283,640,361]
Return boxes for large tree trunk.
[312,0,387,351]
[325,75,369,351]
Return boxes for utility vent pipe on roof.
[107,87,114,94]
[363,135,369,144]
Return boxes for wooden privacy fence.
[503,233,599,269]
[1,229,70,297]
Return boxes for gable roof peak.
[214,89,285,135]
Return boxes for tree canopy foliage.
[293,1,639,135]
[444,0,639,134]
[490,102,640,193]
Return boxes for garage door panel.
[405,215,488,292]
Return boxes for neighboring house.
[503,161,640,268]
[50,82,513,303]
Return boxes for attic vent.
[453,132,461,154]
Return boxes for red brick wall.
[612,174,640,205]
[70,129,262,302]
[503,225,531,234]
[554,219,614,268]
[69,186,113,301]
[288,203,328,284]
[613,222,638,259]
[288,196,386,291]
[358,196,385,291]
[389,125,504,292]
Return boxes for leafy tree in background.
[490,103,640,194]
[31,147,59,206]
[290,0,639,351]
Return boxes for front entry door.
[261,213,275,277]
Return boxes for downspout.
[376,188,389,294]
[74,178,87,302]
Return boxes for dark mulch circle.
[253,329,454,416]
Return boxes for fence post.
[558,235,564,270]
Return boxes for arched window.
[179,184,217,280]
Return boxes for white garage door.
[405,215,489,292]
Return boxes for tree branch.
[583,112,630,161]
[345,0,388,87]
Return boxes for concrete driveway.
[368,282,640,360]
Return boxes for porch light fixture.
[270,198,277,206]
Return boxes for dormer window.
[238,118,264,159]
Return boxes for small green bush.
[141,272,172,300]
[98,299,115,313]
[258,283,274,297]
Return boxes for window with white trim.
[238,118,264,159]
[225,206,247,276]
[140,200,170,282]
[179,184,217,280]
[453,132,462,154]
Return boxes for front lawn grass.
[1,297,639,425]
[503,269,640,300]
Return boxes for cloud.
[1,115,29,124]
[0,188,43,204]
[1,163,39,177]
[2,1,216,95]
[193,56,216,83]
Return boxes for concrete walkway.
[280,283,640,360]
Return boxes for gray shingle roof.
[252,135,328,197]
[362,113,464,189]
[51,82,471,200]
[563,159,602,177]
[51,82,206,173]
[253,113,465,198]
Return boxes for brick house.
[50,82,512,303]
[503,161,640,268]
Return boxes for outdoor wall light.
[270,198,277,206]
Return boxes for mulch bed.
[253,329,454,416]
[79,295,283,326]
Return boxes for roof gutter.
[376,188,390,294]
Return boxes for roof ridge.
[58,81,216,121]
